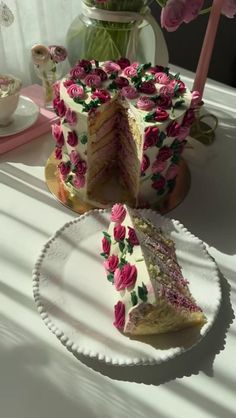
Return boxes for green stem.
[199,6,211,15]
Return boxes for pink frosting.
[113,224,126,242]
[91,89,111,103]
[92,68,108,81]
[74,160,87,176]
[73,174,86,189]
[52,81,60,98]
[123,65,137,78]
[136,96,155,111]
[103,254,119,273]
[114,264,137,291]
[115,76,129,89]
[151,159,167,174]
[155,72,170,85]
[63,79,74,88]
[67,131,78,147]
[70,150,80,166]
[65,108,77,126]
[103,61,121,74]
[52,123,64,147]
[128,227,139,246]
[67,84,85,99]
[166,120,181,137]
[159,85,175,98]
[139,81,156,95]
[111,203,126,224]
[121,85,138,99]
[70,66,86,80]
[156,146,173,162]
[84,74,101,87]
[191,90,201,108]
[116,58,130,69]
[58,162,70,180]
[152,177,166,190]
[143,126,159,149]
[54,147,62,160]
[113,301,125,330]
[166,164,179,180]
[54,99,66,117]
[178,125,190,140]
[102,237,110,256]
[141,154,150,174]
[169,79,186,94]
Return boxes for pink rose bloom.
[152,160,167,174]
[123,65,137,78]
[139,81,156,95]
[161,0,185,32]
[148,65,164,74]
[54,147,62,160]
[130,62,139,69]
[183,0,204,23]
[53,81,60,98]
[141,154,150,174]
[102,236,110,256]
[73,174,86,189]
[63,79,74,88]
[178,124,190,140]
[52,123,64,147]
[49,45,67,63]
[136,96,155,111]
[154,107,169,122]
[166,120,181,137]
[182,108,195,127]
[155,72,170,85]
[116,58,130,69]
[157,146,173,162]
[121,85,138,99]
[91,89,111,103]
[54,99,66,117]
[128,227,139,246]
[191,90,201,108]
[58,162,70,180]
[114,263,137,291]
[113,301,125,330]
[222,0,236,18]
[67,131,78,147]
[65,108,77,126]
[156,94,172,109]
[77,59,92,71]
[152,177,166,190]
[74,160,87,176]
[114,224,126,242]
[70,150,80,166]
[69,66,86,80]
[159,85,175,98]
[67,84,85,99]
[103,254,119,273]
[84,74,101,88]
[144,126,159,149]
[169,79,186,94]
[111,203,126,223]
[103,61,121,74]
[115,76,129,89]
[92,68,108,81]
[166,164,179,180]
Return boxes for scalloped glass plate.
[33,209,221,366]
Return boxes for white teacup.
[0,75,22,126]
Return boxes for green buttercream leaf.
[65,175,73,184]
[103,231,111,243]
[163,67,170,75]
[100,252,108,259]
[95,60,99,68]
[108,81,117,91]
[80,134,88,145]
[138,283,148,302]
[144,111,156,122]
[119,241,125,253]
[174,72,180,80]
[131,291,138,307]
[127,242,133,255]
[173,99,185,109]
[107,273,114,283]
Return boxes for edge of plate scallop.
[32,208,222,367]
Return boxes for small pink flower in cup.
[161,0,185,32]
[183,0,204,23]
[113,301,125,330]
[111,203,126,224]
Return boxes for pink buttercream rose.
[152,159,167,174]
[159,84,175,98]
[73,174,86,189]
[141,154,150,174]
[58,162,70,180]
[103,254,119,273]
[157,146,173,162]
[114,224,126,242]
[191,90,201,108]
[54,147,62,160]
[166,164,179,180]
[169,79,186,94]
[111,203,126,223]
[161,0,185,32]
[144,126,159,149]
[123,65,137,78]
[84,74,101,88]
[136,96,155,111]
[70,150,80,166]
[67,131,78,147]
[115,76,129,89]
[52,123,64,147]
[74,160,87,176]
[102,237,110,256]
[156,94,172,109]
[139,81,156,95]
[184,0,204,23]
[153,107,169,122]
[52,81,60,98]
[67,84,85,99]
[148,65,164,74]
[54,99,66,117]
[152,176,166,190]
[48,45,67,63]
[91,89,111,103]
[121,85,138,99]
[182,109,195,127]
[130,62,139,69]
[222,0,236,18]
[65,108,77,126]
[77,59,92,72]
[166,120,181,137]
[178,124,190,140]
[116,58,130,69]
[155,72,170,85]
[103,61,121,74]
[69,66,86,80]
[128,227,139,246]
[113,301,125,330]
[92,68,108,81]
[63,79,74,88]
[114,263,137,291]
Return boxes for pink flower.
[91,89,111,103]
[116,58,130,69]
[178,124,190,140]
[136,96,155,111]
[111,203,126,223]
[141,154,150,174]
[161,0,185,32]
[77,59,92,72]
[54,99,66,117]
[103,61,121,74]
[153,107,169,122]
[152,177,166,190]
[84,74,101,88]
[74,160,87,176]
[114,264,137,291]
[114,224,126,242]
[148,65,164,74]
[103,254,119,273]
[182,109,195,127]
[115,76,129,89]
[183,0,204,23]
[139,81,156,95]
[169,79,186,94]
[58,162,70,180]
[49,45,67,63]
[70,150,80,166]
[73,174,86,189]
[130,62,139,69]
[155,72,170,85]
[102,237,110,256]
[113,301,125,330]
[92,68,108,81]
[54,147,62,160]
[156,94,172,109]
[63,79,74,88]
[70,66,86,80]
[222,0,236,18]
[144,126,159,149]
[53,81,60,98]
[159,85,175,98]
[67,131,78,147]
[121,85,138,99]
[52,123,64,147]
[152,160,167,174]
[166,120,181,137]
[191,90,201,108]
[65,108,77,126]
[128,227,139,246]
[157,146,173,162]
[166,164,179,180]
[123,65,137,78]
[67,84,85,99]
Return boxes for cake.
[52,59,199,208]
[101,203,206,335]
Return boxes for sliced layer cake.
[101,204,206,335]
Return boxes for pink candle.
[193,0,224,99]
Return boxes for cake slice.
[101,204,206,335]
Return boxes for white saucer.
[0,95,39,137]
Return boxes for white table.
[1,68,236,418]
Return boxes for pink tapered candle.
[193,0,224,99]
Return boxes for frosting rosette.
[53,98,66,117]
[67,131,78,147]
[114,76,129,89]
[141,154,150,174]
[92,68,108,81]
[152,175,166,191]
[156,146,173,161]
[114,263,137,291]
[91,89,111,103]
[65,108,77,126]
[166,120,181,137]
[121,85,138,99]
[103,61,121,74]
[102,237,110,256]
[152,160,167,174]
[58,162,70,180]
[113,301,125,330]
[69,66,86,80]
[74,160,87,176]
[128,227,139,246]
[166,164,179,180]
[103,254,119,273]
[116,58,130,69]
[155,72,170,85]
[84,74,101,87]
[73,174,86,189]
[52,123,64,147]
[70,150,81,166]
[67,84,85,99]
[113,224,126,242]
[138,81,156,95]
[54,147,62,160]
[48,45,67,63]
[111,203,126,224]
[123,65,137,78]
[143,126,159,149]
[136,96,155,111]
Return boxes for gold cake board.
[45,152,191,215]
